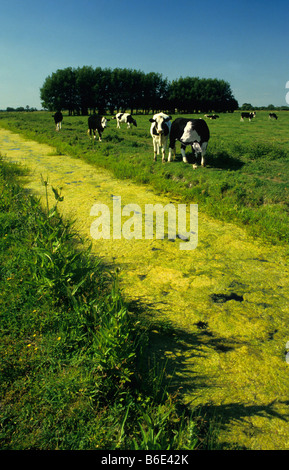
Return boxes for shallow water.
[1,128,289,450]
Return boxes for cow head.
[131,117,137,127]
[192,142,202,155]
[101,117,109,128]
[149,113,172,135]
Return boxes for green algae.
[1,128,289,450]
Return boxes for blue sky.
[1,0,288,109]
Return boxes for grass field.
[1,110,288,247]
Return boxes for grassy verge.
[0,155,219,450]
[1,111,289,247]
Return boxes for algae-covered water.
[1,128,289,450]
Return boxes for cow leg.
[168,146,175,162]
[181,145,188,163]
[116,120,120,128]
[201,142,208,167]
[161,136,167,163]
[158,135,165,163]
[152,137,158,161]
[161,146,166,163]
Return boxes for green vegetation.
[0,155,217,450]
[1,109,289,450]
[1,110,289,246]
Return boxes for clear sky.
[1,0,289,109]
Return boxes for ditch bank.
[1,127,289,450]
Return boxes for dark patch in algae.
[211,292,244,303]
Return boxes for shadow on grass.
[171,150,244,170]
[127,297,288,450]
[206,150,245,170]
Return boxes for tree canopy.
[40,66,238,115]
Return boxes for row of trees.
[40,66,238,115]
[3,106,38,112]
[240,103,289,111]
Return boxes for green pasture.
[1,110,288,246]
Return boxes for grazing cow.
[112,112,137,128]
[240,112,256,121]
[168,118,210,168]
[87,114,109,141]
[149,112,172,162]
[269,113,278,120]
[205,114,219,119]
[53,111,63,131]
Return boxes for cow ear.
[149,118,155,122]
[166,116,172,121]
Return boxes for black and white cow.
[168,118,210,168]
[205,114,219,119]
[53,111,63,131]
[87,114,109,141]
[149,113,172,162]
[269,113,278,120]
[112,112,137,128]
[240,112,256,121]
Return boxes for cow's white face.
[150,113,171,134]
[101,117,108,128]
